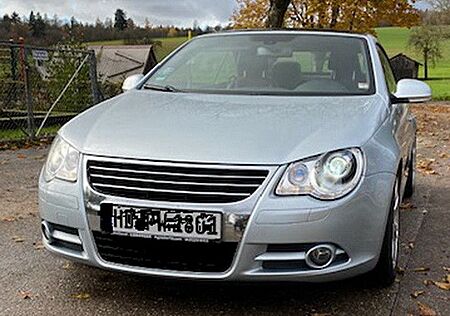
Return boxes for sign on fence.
[32,50,49,61]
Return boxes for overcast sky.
[0,0,431,28]
[0,0,237,27]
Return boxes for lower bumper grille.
[92,232,238,273]
[259,244,350,271]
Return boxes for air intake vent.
[87,160,268,203]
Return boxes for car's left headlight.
[276,148,364,200]
[44,136,80,182]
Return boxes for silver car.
[39,31,431,286]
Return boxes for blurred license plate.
[101,205,222,241]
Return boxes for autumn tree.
[231,0,420,33]
[266,0,290,28]
[408,26,443,79]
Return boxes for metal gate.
[0,40,102,142]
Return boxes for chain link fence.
[0,41,105,142]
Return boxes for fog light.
[305,244,336,269]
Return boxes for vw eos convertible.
[39,30,431,286]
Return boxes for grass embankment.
[376,26,450,100]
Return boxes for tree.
[10,12,20,24]
[114,9,128,31]
[29,11,46,37]
[266,0,290,28]
[167,27,179,37]
[429,0,450,11]
[427,0,450,25]
[29,11,35,27]
[408,26,443,80]
[231,0,420,33]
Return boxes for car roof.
[199,29,377,43]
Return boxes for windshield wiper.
[143,83,183,93]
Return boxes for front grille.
[87,160,268,203]
[93,232,238,272]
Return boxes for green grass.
[0,125,61,142]
[376,26,450,100]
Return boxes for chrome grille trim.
[89,173,261,187]
[93,183,252,197]
[86,159,269,203]
[89,166,267,179]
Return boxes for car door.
[376,44,415,188]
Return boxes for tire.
[404,137,416,199]
[371,177,401,287]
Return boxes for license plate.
[100,204,222,241]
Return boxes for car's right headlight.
[44,136,80,182]
[276,148,364,200]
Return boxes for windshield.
[144,33,375,96]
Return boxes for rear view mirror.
[393,79,432,103]
[122,74,144,92]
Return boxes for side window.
[376,45,396,94]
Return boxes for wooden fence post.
[19,39,35,140]
[88,50,103,104]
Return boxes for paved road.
[0,105,449,316]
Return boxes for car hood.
[60,90,388,165]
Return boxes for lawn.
[0,125,60,142]
[376,26,450,100]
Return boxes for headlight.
[276,148,364,200]
[44,136,80,182]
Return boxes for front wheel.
[371,177,401,287]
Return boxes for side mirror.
[122,74,144,92]
[393,79,432,103]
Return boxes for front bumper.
[39,156,396,282]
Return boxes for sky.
[0,0,432,28]
[0,0,237,27]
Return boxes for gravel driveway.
[0,104,449,316]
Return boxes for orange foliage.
[231,0,420,33]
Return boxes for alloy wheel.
[391,178,400,270]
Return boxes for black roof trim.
[214,28,369,36]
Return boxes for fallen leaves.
[411,290,425,298]
[417,159,438,175]
[62,262,72,270]
[19,290,32,300]
[412,267,430,273]
[396,266,406,275]
[424,279,434,286]
[71,292,90,300]
[400,202,416,210]
[1,216,16,222]
[433,281,450,291]
[16,154,27,159]
[417,302,437,316]
[33,241,44,250]
[422,272,450,291]
[12,236,25,243]
[431,272,450,291]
